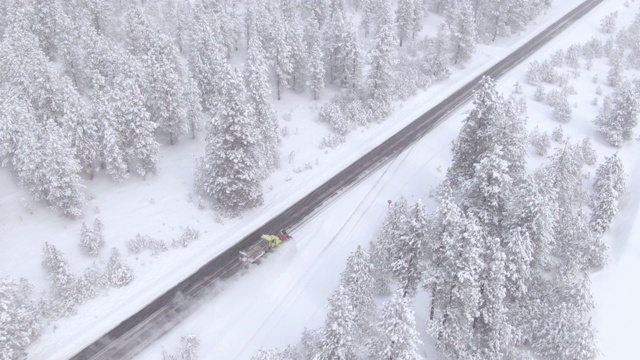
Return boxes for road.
[71,0,604,358]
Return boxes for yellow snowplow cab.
[261,234,282,249]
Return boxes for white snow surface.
[0,0,637,359]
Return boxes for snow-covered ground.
[2,0,638,359]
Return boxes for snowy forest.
[2,0,640,359]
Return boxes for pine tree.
[13,120,85,217]
[427,24,452,81]
[396,0,418,47]
[41,243,83,316]
[340,246,376,342]
[594,81,640,147]
[370,289,423,360]
[316,286,357,360]
[370,198,409,294]
[106,248,134,288]
[245,35,280,179]
[530,274,598,360]
[195,66,263,215]
[271,11,293,100]
[449,1,477,65]
[0,277,40,360]
[390,201,427,297]
[80,219,105,257]
[448,77,521,188]
[367,3,396,122]
[591,153,626,235]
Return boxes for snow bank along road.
[72,0,604,358]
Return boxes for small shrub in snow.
[127,234,167,255]
[592,97,599,106]
[163,334,200,360]
[596,85,603,95]
[579,138,598,166]
[592,74,599,83]
[529,127,551,156]
[552,126,564,142]
[549,50,564,67]
[534,86,546,102]
[562,84,577,96]
[607,61,623,87]
[583,37,603,59]
[79,219,105,257]
[319,134,346,149]
[172,227,200,248]
[600,11,618,34]
[318,101,350,135]
[528,60,559,85]
[106,248,134,288]
[513,81,523,94]
[565,44,582,68]
[83,263,107,291]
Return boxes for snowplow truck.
[239,230,291,263]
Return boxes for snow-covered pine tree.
[307,21,326,100]
[591,153,626,235]
[80,219,105,257]
[189,3,228,114]
[447,77,516,188]
[396,0,419,47]
[340,246,376,343]
[594,81,640,147]
[429,210,483,360]
[449,1,477,65]
[367,2,396,122]
[0,277,40,360]
[390,200,427,297]
[270,10,293,100]
[195,66,263,215]
[530,273,598,360]
[300,327,322,360]
[370,289,423,360]
[106,248,134,288]
[508,174,557,270]
[125,5,193,145]
[280,0,307,92]
[245,34,280,179]
[41,243,83,316]
[370,198,409,294]
[315,285,357,360]
[13,119,85,217]
[427,24,452,81]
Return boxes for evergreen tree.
[427,24,452,81]
[41,243,83,316]
[594,81,640,147]
[0,277,40,360]
[449,1,477,65]
[370,198,409,294]
[530,274,598,360]
[195,66,263,215]
[13,120,85,217]
[591,153,627,235]
[270,11,293,100]
[367,3,396,122]
[106,248,134,288]
[390,201,427,297]
[245,35,281,179]
[340,246,376,342]
[316,286,357,360]
[396,0,419,47]
[370,289,423,360]
[79,219,105,257]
